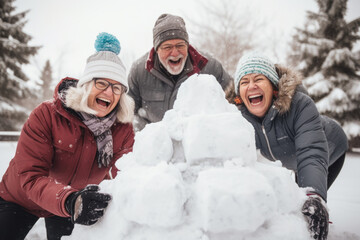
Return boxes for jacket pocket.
[53,139,76,154]
[140,88,167,122]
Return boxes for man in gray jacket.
[128,13,233,130]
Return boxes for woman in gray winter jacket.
[233,52,348,240]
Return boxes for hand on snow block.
[302,193,329,240]
[65,185,112,225]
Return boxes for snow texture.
[343,121,360,139]
[65,74,313,240]
[316,88,355,114]
[301,44,360,142]
[322,48,356,71]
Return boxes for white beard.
[159,55,187,75]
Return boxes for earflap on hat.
[78,32,128,91]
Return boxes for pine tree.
[289,0,360,149]
[0,0,40,130]
[40,60,54,101]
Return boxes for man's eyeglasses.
[159,42,187,52]
[93,78,126,95]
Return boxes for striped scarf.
[80,111,117,168]
[58,82,117,168]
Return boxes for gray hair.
[66,81,134,123]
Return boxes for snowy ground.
[1,75,360,240]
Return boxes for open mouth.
[96,98,111,108]
[248,94,263,105]
[169,58,181,65]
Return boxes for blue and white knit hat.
[78,32,128,91]
[234,52,279,94]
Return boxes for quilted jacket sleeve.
[292,93,329,201]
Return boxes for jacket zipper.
[261,124,277,161]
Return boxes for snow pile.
[66,74,310,240]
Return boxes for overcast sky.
[14,0,360,83]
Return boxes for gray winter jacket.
[128,45,232,130]
[240,66,348,201]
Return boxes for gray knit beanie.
[153,13,189,50]
[234,52,279,94]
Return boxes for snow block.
[173,74,238,117]
[255,162,307,214]
[115,163,188,227]
[195,168,277,233]
[163,109,185,141]
[133,122,173,166]
[183,112,256,165]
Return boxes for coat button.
[69,144,73,148]
[58,140,62,144]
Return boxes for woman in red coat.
[0,32,135,239]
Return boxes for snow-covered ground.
[1,74,360,240]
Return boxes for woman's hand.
[65,185,112,225]
[302,193,329,240]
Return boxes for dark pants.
[327,153,346,189]
[0,197,74,240]
[295,153,346,190]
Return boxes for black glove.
[65,185,112,225]
[302,194,329,240]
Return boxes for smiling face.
[87,78,122,117]
[239,73,274,118]
[157,39,188,75]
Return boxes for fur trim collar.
[273,65,303,114]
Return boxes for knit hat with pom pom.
[78,32,128,91]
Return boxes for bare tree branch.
[186,0,266,75]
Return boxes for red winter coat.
[0,78,134,218]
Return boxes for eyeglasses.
[93,78,126,95]
[159,42,187,52]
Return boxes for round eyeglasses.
[159,42,188,52]
[93,78,126,95]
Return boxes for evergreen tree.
[40,60,54,101]
[289,0,360,149]
[0,0,40,130]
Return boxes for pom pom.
[94,32,121,55]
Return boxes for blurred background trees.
[39,59,54,102]
[189,0,259,76]
[0,0,39,130]
[1,0,360,150]
[289,0,360,149]
[188,0,267,103]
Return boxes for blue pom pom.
[94,32,121,55]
